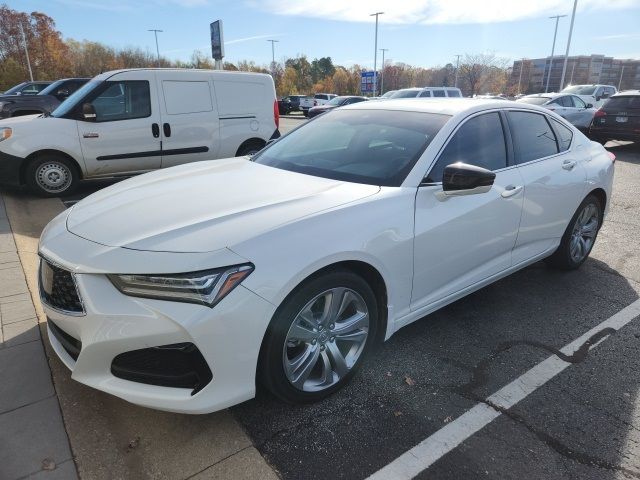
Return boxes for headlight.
[0,127,12,142]
[108,264,254,307]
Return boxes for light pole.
[148,29,163,67]
[267,39,279,71]
[18,23,33,82]
[545,15,567,93]
[517,59,525,95]
[370,12,384,96]
[618,65,625,90]
[454,54,461,88]
[379,48,388,94]
[559,0,578,91]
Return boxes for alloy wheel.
[569,203,599,263]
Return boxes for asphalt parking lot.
[1,137,639,480]
[230,141,640,480]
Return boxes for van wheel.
[25,154,79,197]
[260,270,378,404]
[237,140,265,157]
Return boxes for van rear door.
[157,75,220,168]
[77,70,162,176]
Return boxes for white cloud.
[252,0,638,25]
[226,34,284,45]
[596,33,640,41]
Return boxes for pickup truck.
[0,78,88,119]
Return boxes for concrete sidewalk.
[1,191,279,480]
[0,195,78,479]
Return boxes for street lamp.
[370,12,384,96]
[559,0,578,91]
[517,58,526,95]
[379,48,389,94]
[545,15,567,93]
[148,29,163,67]
[454,54,461,88]
[267,39,279,71]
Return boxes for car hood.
[66,158,380,253]
[0,113,43,126]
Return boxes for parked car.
[0,69,279,196]
[0,78,89,119]
[561,84,617,109]
[298,96,315,116]
[589,90,640,145]
[1,81,52,97]
[313,93,337,106]
[278,95,313,114]
[379,90,397,98]
[37,98,613,413]
[417,87,463,98]
[516,92,597,131]
[307,95,368,118]
[278,97,293,115]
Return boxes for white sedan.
[39,99,614,413]
[516,92,598,131]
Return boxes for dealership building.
[510,54,640,93]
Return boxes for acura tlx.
[38,99,614,413]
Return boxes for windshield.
[390,90,420,98]
[328,96,349,106]
[517,97,551,105]
[380,90,397,98]
[51,80,101,118]
[562,85,597,95]
[253,109,450,187]
[3,83,27,95]
[38,80,65,96]
[604,96,640,110]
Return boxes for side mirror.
[595,95,601,102]
[586,103,593,109]
[56,88,70,99]
[442,162,496,196]
[81,103,97,122]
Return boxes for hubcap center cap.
[318,331,329,344]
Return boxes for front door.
[411,111,524,311]
[506,111,587,264]
[77,71,162,177]
[157,76,220,168]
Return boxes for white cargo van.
[0,69,280,196]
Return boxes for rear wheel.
[25,154,79,197]
[545,194,602,270]
[260,270,378,403]
[236,140,265,157]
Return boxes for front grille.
[39,259,84,314]
[111,343,213,395]
[48,320,82,361]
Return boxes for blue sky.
[8,0,640,68]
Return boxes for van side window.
[91,81,151,122]
[418,91,431,98]
[433,90,446,97]
[448,90,462,97]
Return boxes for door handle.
[163,123,171,137]
[562,159,577,170]
[151,123,159,138]
[501,185,523,198]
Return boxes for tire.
[25,154,79,197]
[545,194,602,270]
[237,140,265,157]
[260,270,378,404]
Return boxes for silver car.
[517,93,597,131]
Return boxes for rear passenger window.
[418,91,431,98]
[552,119,573,152]
[449,90,461,97]
[91,81,151,122]
[163,81,212,115]
[507,111,558,164]
[426,112,507,182]
[433,90,446,97]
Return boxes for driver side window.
[425,112,507,183]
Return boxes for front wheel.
[546,194,602,270]
[260,270,378,403]
[25,154,79,197]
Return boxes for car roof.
[522,92,567,99]
[95,68,272,82]
[612,90,640,97]
[339,98,550,116]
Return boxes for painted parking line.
[367,298,640,480]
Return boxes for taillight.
[273,99,279,129]
[594,109,607,118]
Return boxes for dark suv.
[1,81,52,96]
[0,78,89,119]
[589,90,640,145]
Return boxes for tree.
[457,53,508,96]
[332,68,349,95]
[310,57,335,83]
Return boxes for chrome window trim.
[38,255,86,317]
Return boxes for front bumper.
[0,149,24,187]
[40,220,276,414]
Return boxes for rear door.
[507,110,586,264]
[77,71,162,176]
[157,75,220,168]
